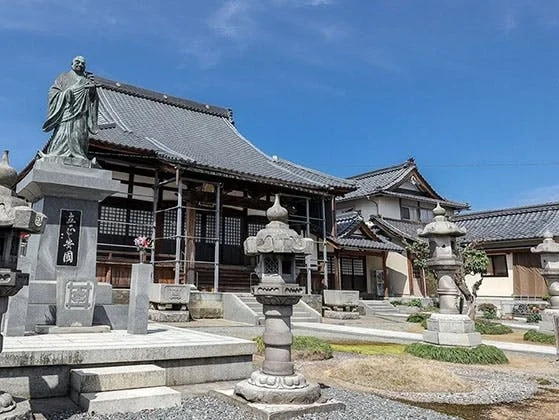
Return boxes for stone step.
[71,364,166,394]
[79,386,181,415]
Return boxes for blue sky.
[1,0,559,212]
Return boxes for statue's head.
[71,56,86,75]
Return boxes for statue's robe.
[42,70,98,160]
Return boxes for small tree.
[454,243,489,319]
[404,239,431,297]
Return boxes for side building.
[337,158,468,299]
[454,203,552,313]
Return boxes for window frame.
[485,254,508,277]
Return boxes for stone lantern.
[418,203,481,347]
[234,194,321,404]
[531,231,559,334]
[0,150,46,417]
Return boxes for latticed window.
[163,208,177,238]
[223,216,241,246]
[264,255,279,274]
[353,258,364,275]
[206,215,216,243]
[99,206,127,235]
[195,213,203,242]
[341,258,353,275]
[128,209,152,237]
[248,222,266,237]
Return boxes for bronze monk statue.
[40,56,98,164]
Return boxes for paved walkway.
[179,315,557,357]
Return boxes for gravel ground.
[47,388,458,420]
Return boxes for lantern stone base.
[234,370,321,404]
[538,309,559,335]
[423,313,482,347]
[215,389,344,419]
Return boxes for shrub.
[408,298,423,308]
[390,300,403,306]
[252,335,333,360]
[474,319,513,335]
[523,329,556,344]
[405,343,508,364]
[407,312,430,323]
[478,303,498,319]
[526,306,543,323]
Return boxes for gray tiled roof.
[335,212,403,252]
[454,202,559,243]
[339,158,468,209]
[90,77,355,194]
[336,237,403,252]
[370,216,425,241]
[340,160,414,201]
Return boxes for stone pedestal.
[2,287,28,337]
[16,160,119,330]
[128,264,152,334]
[539,309,559,335]
[423,313,482,347]
[148,283,191,310]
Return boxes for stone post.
[234,195,321,404]
[128,263,153,334]
[418,204,481,347]
[531,231,559,335]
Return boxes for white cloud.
[501,8,517,34]
[207,0,255,40]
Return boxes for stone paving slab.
[0,323,255,367]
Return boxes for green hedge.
[405,343,508,364]
[523,329,556,344]
[474,319,513,335]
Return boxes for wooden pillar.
[383,252,389,299]
[185,204,196,286]
[333,251,341,290]
[213,183,221,292]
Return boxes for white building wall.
[465,253,514,298]
[386,252,410,296]
[365,255,383,295]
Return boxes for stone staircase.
[228,293,321,325]
[360,299,399,316]
[70,364,181,415]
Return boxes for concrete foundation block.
[148,309,189,322]
[93,304,128,330]
[323,310,359,320]
[79,386,181,415]
[95,282,113,305]
[426,313,476,333]
[538,309,559,335]
[149,283,190,306]
[423,330,482,347]
[70,364,165,394]
[323,290,359,307]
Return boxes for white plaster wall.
[340,197,401,220]
[386,252,410,296]
[465,253,514,298]
[376,197,400,219]
[365,255,383,294]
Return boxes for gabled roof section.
[454,202,559,243]
[87,77,356,195]
[370,215,424,242]
[333,212,403,252]
[339,158,468,209]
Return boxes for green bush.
[523,329,556,344]
[252,335,333,360]
[474,319,513,335]
[405,343,508,364]
[409,298,423,308]
[526,312,542,323]
[390,300,403,306]
[406,312,430,323]
[478,303,498,319]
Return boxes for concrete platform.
[0,323,256,399]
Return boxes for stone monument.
[418,204,482,347]
[234,194,321,404]
[16,56,121,332]
[0,150,46,419]
[531,231,559,335]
